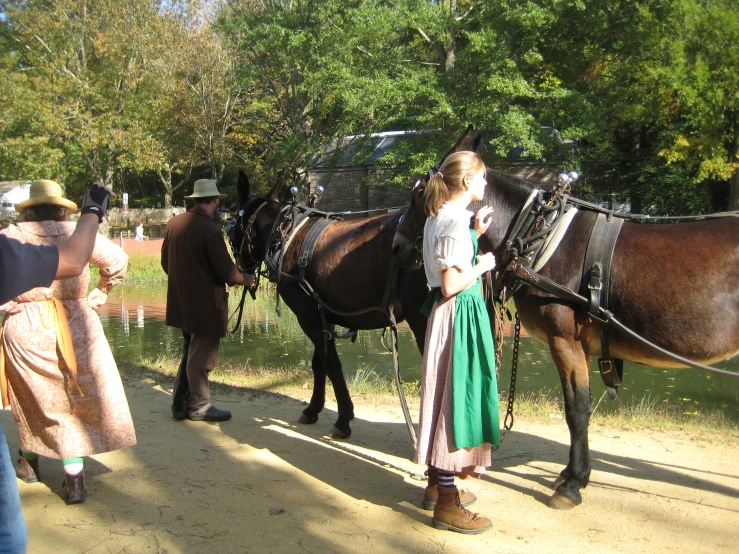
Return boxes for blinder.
[228,195,268,273]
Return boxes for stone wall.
[107,207,185,239]
[0,207,185,239]
[307,168,411,213]
[307,162,559,214]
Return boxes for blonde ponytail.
[424,173,450,217]
[423,151,486,218]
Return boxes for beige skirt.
[414,295,491,473]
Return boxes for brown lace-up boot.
[422,468,477,510]
[16,451,39,483]
[432,485,492,534]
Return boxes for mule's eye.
[399,214,405,224]
[238,210,244,217]
[414,179,422,189]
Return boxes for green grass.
[118,354,739,436]
[591,392,738,432]
[124,253,167,283]
[90,252,166,283]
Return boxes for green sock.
[62,457,83,466]
[21,450,38,460]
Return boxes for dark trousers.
[172,331,221,415]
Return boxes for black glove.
[80,182,114,223]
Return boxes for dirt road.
[7,369,738,553]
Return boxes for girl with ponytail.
[416,151,500,535]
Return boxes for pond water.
[100,284,739,422]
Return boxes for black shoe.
[64,471,87,504]
[189,406,232,422]
[172,405,188,421]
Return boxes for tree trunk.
[730,168,739,211]
[157,169,173,208]
[445,28,456,72]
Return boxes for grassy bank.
[92,252,167,283]
[118,354,739,436]
[125,253,167,282]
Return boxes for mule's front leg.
[298,349,326,425]
[323,340,354,439]
[548,337,591,509]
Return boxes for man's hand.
[241,272,256,287]
[80,182,116,222]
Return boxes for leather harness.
[580,213,625,397]
[262,206,402,356]
[495,192,739,385]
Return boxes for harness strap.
[298,218,335,284]
[511,262,739,379]
[274,210,310,316]
[581,213,625,396]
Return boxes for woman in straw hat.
[0,180,136,504]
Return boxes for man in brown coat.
[161,179,254,422]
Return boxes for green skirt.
[422,284,500,449]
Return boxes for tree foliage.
[0,0,735,212]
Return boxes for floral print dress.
[0,221,136,459]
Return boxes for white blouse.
[423,202,475,289]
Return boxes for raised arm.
[56,183,115,279]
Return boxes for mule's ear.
[266,175,283,201]
[237,171,250,206]
[472,132,483,152]
[454,124,477,152]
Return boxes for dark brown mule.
[393,166,739,508]
[227,129,482,439]
[228,173,421,438]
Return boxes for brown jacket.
[161,207,238,337]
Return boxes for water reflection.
[100,284,739,421]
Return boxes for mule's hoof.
[328,426,351,440]
[548,491,579,510]
[298,413,318,425]
[551,475,567,490]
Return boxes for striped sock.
[438,470,455,488]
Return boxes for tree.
[1,0,163,196]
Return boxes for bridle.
[227,195,270,274]
[393,212,424,265]
[392,176,429,269]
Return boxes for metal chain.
[503,313,521,434]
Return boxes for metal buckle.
[599,359,613,374]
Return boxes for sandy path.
[6,370,738,554]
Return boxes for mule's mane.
[487,168,536,195]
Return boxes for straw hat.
[184,179,225,199]
[15,180,77,214]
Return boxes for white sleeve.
[435,236,466,270]
[434,218,473,270]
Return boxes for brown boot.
[422,468,477,510]
[432,486,492,534]
[64,471,87,504]
[16,451,39,483]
